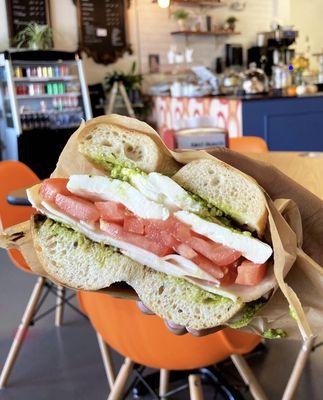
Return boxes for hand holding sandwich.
[26,115,318,338]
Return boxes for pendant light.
[157,0,170,8]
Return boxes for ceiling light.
[157,0,170,8]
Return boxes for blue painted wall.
[242,96,323,151]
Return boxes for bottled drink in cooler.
[47,66,54,77]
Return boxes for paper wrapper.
[2,115,323,341]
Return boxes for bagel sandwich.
[27,117,275,330]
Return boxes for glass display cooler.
[0,50,92,178]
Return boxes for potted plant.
[226,16,238,32]
[15,23,53,50]
[172,9,189,31]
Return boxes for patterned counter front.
[152,95,243,138]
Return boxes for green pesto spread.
[169,276,232,305]
[186,191,252,235]
[263,328,287,339]
[228,299,265,329]
[86,151,143,181]
[36,217,118,268]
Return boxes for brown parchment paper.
[2,115,323,341]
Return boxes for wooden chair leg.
[230,354,268,400]
[97,332,115,389]
[189,374,204,400]
[55,285,65,327]
[159,369,170,399]
[107,357,134,400]
[0,276,45,388]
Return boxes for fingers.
[137,301,224,337]
[137,301,155,315]
[164,320,187,336]
[187,326,225,337]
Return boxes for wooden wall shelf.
[171,30,241,36]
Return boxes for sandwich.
[27,116,276,330]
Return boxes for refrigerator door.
[0,50,93,176]
[0,54,20,160]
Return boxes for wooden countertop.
[247,151,323,200]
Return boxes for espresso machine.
[247,27,298,76]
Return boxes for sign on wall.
[6,0,51,45]
[77,0,129,65]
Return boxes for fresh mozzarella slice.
[67,175,169,220]
[130,172,203,213]
[175,211,272,264]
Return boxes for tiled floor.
[0,248,322,400]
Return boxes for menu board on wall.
[77,0,128,65]
[6,0,51,45]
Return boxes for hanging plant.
[14,23,53,50]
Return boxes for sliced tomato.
[171,221,192,243]
[192,254,224,280]
[95,201,126,223]
[55,194,100,223]
[235,261,267,286]
[189,236,241,266]
[219,269,238,286]
[144,218,173,236]
[39,178,70,202]
[100,220,172,257]
[99,220,123,236]
[124,214,145,234]
[174,243,197,259]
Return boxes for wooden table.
[247,151,323,200]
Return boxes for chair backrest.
[229,136,268,153]
[0,161,40,272]
[78,291,260,371]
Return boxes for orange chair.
[229,136,268,153]
[78,291,263,399]
[0,161,65,388]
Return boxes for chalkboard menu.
[77,0,128,65]
[6,0,51,45]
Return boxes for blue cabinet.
[242,96,323,151]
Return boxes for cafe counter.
[151,93,323,151]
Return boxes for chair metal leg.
[189,374,204,400]
[97,332,115,389]
[159,369,170,399]
[108,357,134,400]
[0,276,45,388]
[230,354,268,400]
[55,285,65,327]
